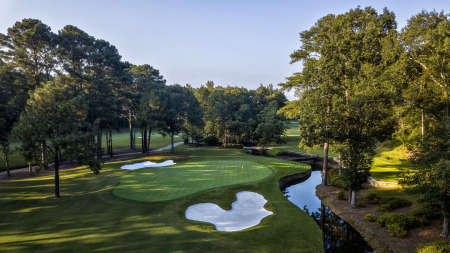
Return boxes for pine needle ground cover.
[0,146,323,253]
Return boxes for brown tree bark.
[54,147,60,198]
[322,142,329,186]
[96,130,103,159]
[170,132,175,153]
[2,151,10,178]
[350,190,357,208]
[41,142,48,170]
[128,110,134,150]
[147,128,152,151]
[441,214,448,238]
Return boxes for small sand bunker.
[120,160,176,170]
[185,191,273,232]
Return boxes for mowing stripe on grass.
[113,159,273,202]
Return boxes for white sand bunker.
[120,160,176,170]
[185,191,273,232]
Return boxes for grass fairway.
[114,159,272,202]
[370,140,413,182]
[0,145,324,253]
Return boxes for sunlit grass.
[370,141,414,182]
[0,146,322,253]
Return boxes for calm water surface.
[282,170,375,253]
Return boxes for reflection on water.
[282,171,374,253]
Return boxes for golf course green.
[0,145,324,253]
[114,159,273,202]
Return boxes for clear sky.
[1,0,448,96]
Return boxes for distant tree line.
[194,81,287,147]
[0,19,287,197]
[281,7,448,237]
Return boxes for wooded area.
[0,19,287,197]
[280,7,449,237]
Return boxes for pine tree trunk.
[338,153,342,176]
[170,132,175,153]
[41,142,48,170]
[2,151,10,178]
[322,142,329,186]
[128,110,134,150]
[147,128,152,151]
[350,190,357,208]
[441,214,448,238]
[142,127,147,153]
[96,130,102,159]
[54,148,60,198]
[109,130,113,158]
[141,128,145,153]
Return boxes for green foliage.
[195,83,287,146]
[412,205,442,220]
[13,77,100,195]
[397,10,449,237]
[376,198,412,211]
[376,213,419,237]
[364,192,382,204]
[417,241,450,253]
[364,213,377,222]
[337,191,346,200]
[255,101,285,147]
[386,223,407,237]
[282,7,399,206]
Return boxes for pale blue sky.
[1,0,448,95]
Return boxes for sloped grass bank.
[0,146,323,253]
[370,140,413,183]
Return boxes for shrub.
[386,223,407,237]
[204,136,220,146]
[364,213,377,222]
[330,176,346,188]
[357,201,366,208]
[376,213,420,238]
[376,198,412,211]
[376,213,411,228]
[412,205,441,220]
[364,192,382,204]
[417,241,450,253]
[337,191,346,200]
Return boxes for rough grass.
[0,129,181,171]
[370,140,413,183]
[0,145,323,253]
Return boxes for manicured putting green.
[113,159,273,202]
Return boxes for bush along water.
[376,213,420,237]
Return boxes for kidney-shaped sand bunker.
[185,191,273,232]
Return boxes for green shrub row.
[362,192,412,211]
[364,213,423,238]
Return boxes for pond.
[282,170,375,253]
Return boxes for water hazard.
[282,170,374,253]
